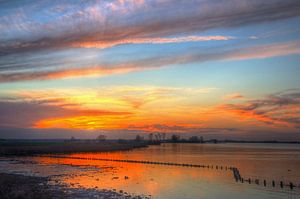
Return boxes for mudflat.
[0,173,60,199]
[0,172,149,199]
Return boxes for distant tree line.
[169,135,205,143]
[134,133,210,144]
[64,133,218,144]
[134,133,166,144]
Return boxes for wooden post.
[255,179,259,185]
[289,182,294,190]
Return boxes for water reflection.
[31,143,300,199]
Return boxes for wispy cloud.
[73,35,232,49]
[0,85,216,129]
[0,0,299,55]
[218,89,300,128]
[7,85,217,109]
[1,41,299,83]
[224,41,300,60]
[223,93,245,100]
[0,99,131,128]
[1,88,299,134]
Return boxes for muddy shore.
[0,172,149,199]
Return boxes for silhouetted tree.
[70,136,76,141]
[162,133,166,141]
[148,133,153,141]
[135,135,144,142]
[211,139,218,144]
[199,136,204,143]
[118,139,127,143]
[171,134,180,142]
[97,134,107,142]
[189,136,200,143]
[158,133,162,141]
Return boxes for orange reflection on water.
[34,152,234,197]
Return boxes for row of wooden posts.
[37,155,298,190]
[232,167,297,190]
[239,175,296,190]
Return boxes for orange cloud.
[4,86,299,133]
[4,86,215,131]
[217,90,300,128]
[35,116,205,132]
[35,115,130,130]
[73,35,232,49]
[217,104,290,127]
[0,65,150,82]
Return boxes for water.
[1,143,300,199]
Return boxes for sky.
[0,0,300,140]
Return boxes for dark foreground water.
[1,143,299,199]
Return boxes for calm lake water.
[2,143,300,199]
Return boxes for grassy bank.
[0,140,148,156]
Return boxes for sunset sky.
[0,0,300,140]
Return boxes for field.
[0,140,148,156]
